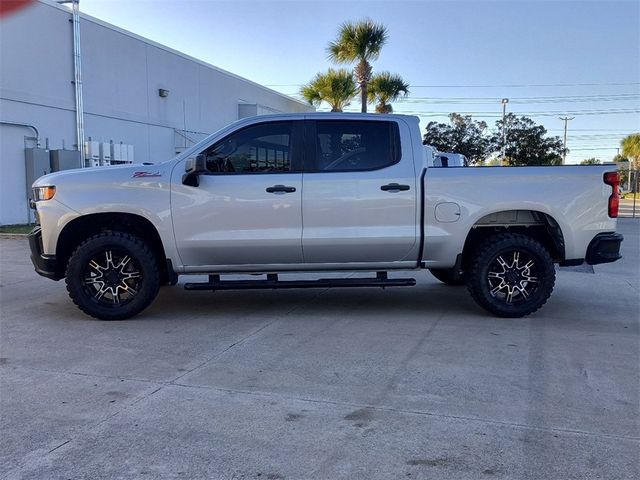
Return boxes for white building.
[0,0,311,225]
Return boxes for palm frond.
[300,69,357,112]
[367,71,410,113]
[327,19,388,64]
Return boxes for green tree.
[422,113,491,164]
[580,157,601,165]
[621,133,640,170]
[492,114,565,166]
[328,19,388,113]
[613,153,631,190]
[367,72,409,113]
[300,69,357,112]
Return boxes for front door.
[171,120,304,268]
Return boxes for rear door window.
[310,120,401,172]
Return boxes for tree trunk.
[360,83,367,113]
[354,60,372,113]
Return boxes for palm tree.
[621,133,640,192]
[367,72,409,113]
[327,19,388,113]
[300,69,357,112]
[621,133,640,167]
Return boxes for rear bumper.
[28,227,62,280]
[586,232,623,265]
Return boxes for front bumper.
[28,227,62,280]
[586,232,623,265]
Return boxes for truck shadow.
[146,279,482,322]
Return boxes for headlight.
[33,186,56,202]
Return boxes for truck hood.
[32,163,171,188]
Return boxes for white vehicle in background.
[423,145,468,167]
[436,152,468,167]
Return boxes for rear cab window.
[309,120,401,172]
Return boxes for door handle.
[266,185,296,193]
[380,183,410,192]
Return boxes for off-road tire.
[65,232,160,320]
[429,267,465,286]
[466,233,555,318]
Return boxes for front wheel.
[65,232,160,320]
[466,233,555,318]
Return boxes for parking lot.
[1,219,638,480]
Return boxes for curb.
[0,233,29,239]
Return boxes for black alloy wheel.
[466,233,555,317]
[66,232,160,320]
[81,248,143,307]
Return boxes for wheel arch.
[56,213,173,284]
[460,209,565,270]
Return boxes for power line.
[286,93,640,102]
[401,94,639,100]
[399,83,640,88]
[389,109,640,117]
[397,96,640,105]
[570,147,621,151]
[407,94,639,100]
[547,128,636,132]
[568,133,632,137]
[267,82,640,88]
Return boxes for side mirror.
[182,154,206,187]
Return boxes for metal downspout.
[71,0,85,164]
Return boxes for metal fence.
[620,169,639,219]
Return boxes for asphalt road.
[1,220,639,479]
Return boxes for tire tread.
[65,232,160,320]
[466,233,555,318]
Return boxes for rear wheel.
[466,233,555,317]
[429,267,465,286]
[65,232,160,320]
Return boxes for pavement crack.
[46,439,71,455]
[169,381,640,443]
[167,287,333,384]
[5,364,160,385]
[129,386,164,407]
[168,319,278,384]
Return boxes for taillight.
[603,171,620,218]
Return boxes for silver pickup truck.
[29,113,623,320]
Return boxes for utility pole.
[501,98,509,165]
[559,116,574,165]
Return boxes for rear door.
[301,119,418,264]
[171,120,304,267]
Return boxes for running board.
[184,272,416,291]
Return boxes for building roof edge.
[36,0,310,108]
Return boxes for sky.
[79,0,640,164]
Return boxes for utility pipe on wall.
[0,121,40,147]
[58,0,85,162]
[71,0,85,162]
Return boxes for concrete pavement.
[1,220,638,479]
